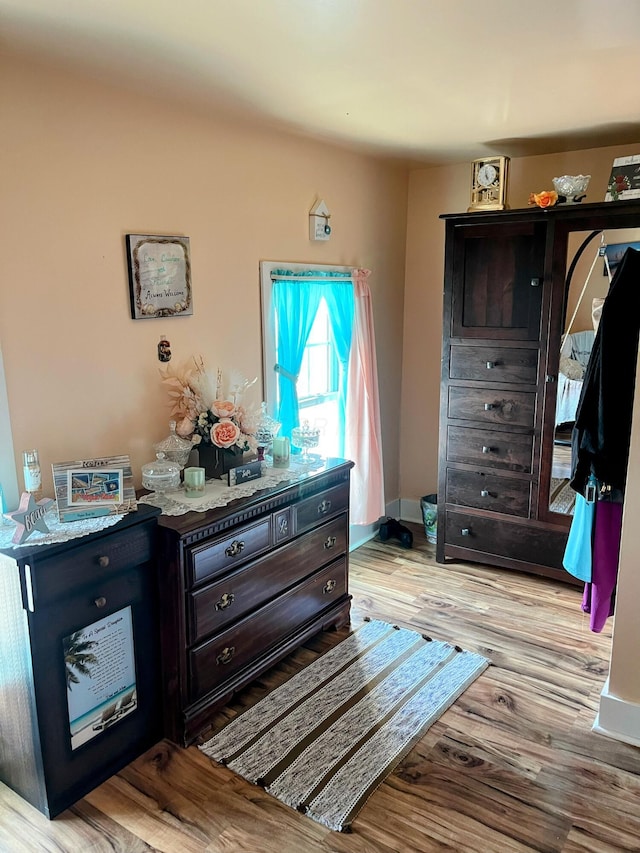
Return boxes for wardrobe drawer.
[295,483,350,534]
[444,510,566,570]
[450,346,538,384]
[188,557,348,702]
[447,426,533,473]
[188,516,348,644]
[448,387,536,428]
[187,518,272,587]
[445,469,531,517]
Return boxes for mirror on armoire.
[548,226,640,515]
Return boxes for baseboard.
[592,677,640,747]
[399,497,423,525]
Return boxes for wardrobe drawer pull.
[482,446,495,454]
[318,499,332,515]
[324,536,337,550]
[323,579,337,594]
[94,596,107,608]
[480,489,490,497]
[486,361,496,369]
[530,277,540,287]
[484,403,496,411]
[225,540,245,557]
[461,528,471,537]
[98,555,110,567]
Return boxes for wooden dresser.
[155,458,353,746]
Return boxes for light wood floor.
[2,525,639,852]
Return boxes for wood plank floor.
[2,525,639,852]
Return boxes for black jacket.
[570,247,640,496]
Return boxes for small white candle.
[184,466,205,496]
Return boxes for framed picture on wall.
[125,234,193,319]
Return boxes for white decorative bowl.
[552,174,591,203]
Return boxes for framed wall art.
[125,234,193,319]
[52,455,137,522]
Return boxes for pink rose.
[210,419,241,448]
[210,400,237,419]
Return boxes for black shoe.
[378,517,413,548]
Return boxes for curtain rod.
[270,274,353,283]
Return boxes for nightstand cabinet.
[156,459,353,746]
[0,504,162,818]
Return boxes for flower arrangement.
[528,190,558,209]
[160,357,257,452]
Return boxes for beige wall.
[0,49,408,501]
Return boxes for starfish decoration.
[4,491,55,545]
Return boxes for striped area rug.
[199,619,490,832]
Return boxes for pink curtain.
[345,269,385,525]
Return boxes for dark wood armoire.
[437,199,640,581]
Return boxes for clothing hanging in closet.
[566,247,640,631]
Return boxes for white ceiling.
[3,0,640,165]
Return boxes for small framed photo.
[52,455,137,522]
[125,234,193,319]
[605,155,640,202]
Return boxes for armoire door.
[450,221,547,341]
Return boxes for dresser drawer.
[448,386,536,428]
[447,425,533,472]
[188,557,348,702]
[27,524,155,607]
[444,510,567,569]
[450,345,538,384]
[187,517,272,587]
[445,469,531,517]
[188,516,348,644]
[295,483,350,534]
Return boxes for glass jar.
[141,452,181,492]
[154,421,193,469]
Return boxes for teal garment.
[563,491,595,582]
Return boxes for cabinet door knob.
[214,592,235,611]
[225,540,245,557]
[216,646,235,665]
[323,579,337,594]
[98,555,110,567]
[94,596,107,608]
[324,535,337,550]
[461,528,471,536]
[318,499,332,515]
[480,489,490,497]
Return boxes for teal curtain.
[323,284,355,456]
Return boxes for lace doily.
[139,460,322,516]
[0,507,124,550]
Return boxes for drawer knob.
[225,540,245,557]
[94,596,107,608]
[530,277,540,287]
[480,489,490,498]
[98,555,110,568]
[324,535,337,550]
[486,361,496,369]
[318,499,332,515]
[484,403,496,411]
[482,445,495,454]
[461,528,471,537]
[214,592,235,611]
[323,579,337,594]
[216,646,235,665]
[278,516,289,536]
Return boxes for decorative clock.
[468,156,510,211]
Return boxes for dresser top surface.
[155,458,353,539]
